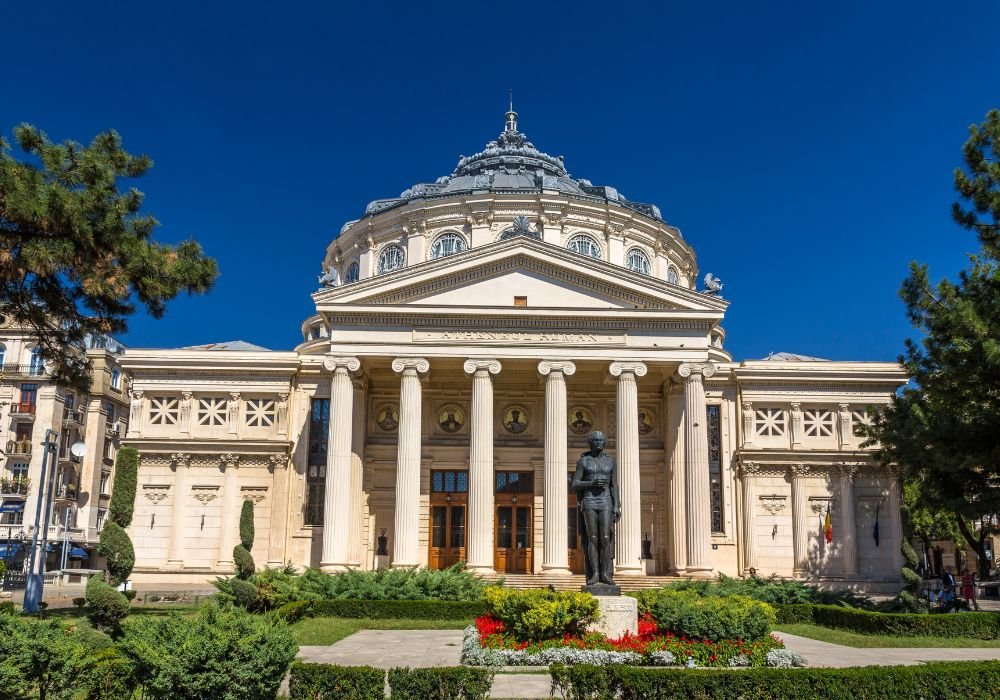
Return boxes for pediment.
[314,239,728,314]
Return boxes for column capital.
[837,463,860,479]
[537,359,576,377]
[323,355,361,373]
[739,461,761,478]
[790,463,811,478]
[391,357,429,374]
[609,360,647,378]
[677,362,716,380]
[464,359,502,375]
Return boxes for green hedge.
[288,664,494,700]
[551,661,1000,699]
[288,662,384,700]
[280,599,485,621]
[775,604,1000,639]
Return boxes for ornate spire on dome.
[505,90,517,133]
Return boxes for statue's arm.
[571,459,591,491]
[610,460,621,516]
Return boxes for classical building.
[108,109,906,589]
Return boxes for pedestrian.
[961,568,976,607]
[943,566,956,591]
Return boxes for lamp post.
[23,429,59,613]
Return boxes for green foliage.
[78,646,138,700]
[108,446,138,528]
[0,600,16,615]
[0,559,5,581]
[774,603,1000,638]
[234,544,255,580]
[632,573,872,611]
[483,587,598,642]
[288,662,384,700]
[117,605,298,700]
[387,666,494,700]
[551,661,1000,700]
[649,590,775,643]
[96,520,135,586]
[213,562,491,610]
[281,599,484,621]
[866,109,1000,577]
[230,578,259,609]
[84,577,131,632]
[0,614,94,700]
[240,498,255,552]
[0,123,218,390]
[274,600,313,623]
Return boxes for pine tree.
[868,109,1000,578]
[0,124,218,389]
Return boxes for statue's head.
[588,431,606,451]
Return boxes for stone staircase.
[482,573,686,592]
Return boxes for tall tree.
[0,124,217,388]
[868,109,1000,578]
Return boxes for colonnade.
[319,356,718,576]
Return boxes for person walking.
[961,568,977,609]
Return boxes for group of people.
[927,567,978,611]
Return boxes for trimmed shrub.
[781,603,1000,639]
[230,578,259,609]
[233,544,256,581]
[388,666,494,700]
[78,646,138,700]
[0,615,94,700]
[288,662,384,700]
[90,446,139,622]
[85,577,131,632]
[108,446,138,528]
[240,498,255,551]
[632,573,872,611]
[305,599,484,620]
[651,590,776,642]
[551,661,1000,700]
[483,587,598,641]
[117,605,298,700]
[97,522,135,587]
[0,600,16,615]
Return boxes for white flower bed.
[460,625,643,667]
[766,649,808,668]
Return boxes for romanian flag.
[824,505,833,544]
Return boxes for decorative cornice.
[739,461,761,478]
[392,357,430,374]
[759,495,787,515]
[464,359,502,375]
[537,360,576,377]
[609,361,648,378]
[141,484,170,503]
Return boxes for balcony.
[63,406,85,428]
[0,364,48,379]
[10,402,36,420]
[54,483,78,502]
[4,439,32,460]
[0,476,30,497]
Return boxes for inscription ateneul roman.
[414,330,625,345]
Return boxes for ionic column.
[611,361,647,575]
[348,376,368,567]
[664,381,687,574]
[740,462,760,572]
[267,453,291,566]
[839,464,858,577]
[465,359,502,573]
[166,453,190,568]
[216,455,239,570]
[791,464,810,577]
[679,362,716,576]
[320,355,360,572]
[538,360,576,575]
[392,357,429,567]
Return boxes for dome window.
[567,235,602,259]
[430,232,467,260]
[625,248,651,275]
[344,261,360,284]
[377,245,406,274]
[666,265,679,285]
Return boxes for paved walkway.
[296,629,1000,699]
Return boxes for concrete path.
[299,629,466,668]
[774,631,1000,667]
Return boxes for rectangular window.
[104,401,115,421]
[19,383,38,411]
[753,408,786,437]
[707,404,724,534]
[148,397,180,425]
[851,409,872,437]
[245,398,276,428]
[305,398,330,526]
[100,471,110,495]
[97,509,107,531]
[495,471,533,493]
[514,296,528,307]
[197,397,228,426]
[803,409,836,438]
[432,470,469,494]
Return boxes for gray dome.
[362,110,664,222]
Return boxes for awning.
[67,546,88,559]
[0,503,24,513]
[0,543,24,557]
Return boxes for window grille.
[244,399,277,428]
[377,244,405,274]
[625,248,651,274]
[148,397,180,425]
[851,409,873,436]
[198,397,228,426]
[305,398,330,526]
[666,266,679,284]
[567,235,601,258]
[803,409,836,437]
[430,232,467,259]
[707,405,724,534]
[344,261,360,283]
[753,408,786,437]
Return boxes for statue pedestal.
[586,595,638,639]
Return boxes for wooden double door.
[494,471,533,574]
[429,503,466,569]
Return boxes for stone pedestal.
[587,595,638,639]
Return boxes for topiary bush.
[232,498,256,581]
[634,573,872,610]
[108,446,138,528]
[650,590,776,643]
[483,587,598,642]
[97,521,135,587]
[239,499,254,550]
[230,578,259,609]
[89,446,139,622]
[387,666,494,700]
[233,543,256,581]
[288,662,384,700]
[85,577,131,633]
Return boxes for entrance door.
[495,504,532,573]
[429,504,466,569]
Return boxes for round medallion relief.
[375,404,399,432]
[437,404,465,433]
[638,407,656,435]
[568,407,594,435]
[502,405,529,434]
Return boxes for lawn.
[775,624,1000,648]
[290,616,472,645]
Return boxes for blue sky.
[4,1,997,361]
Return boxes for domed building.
[118,109,907,590]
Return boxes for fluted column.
[839,464,858,577]
[664,380,687,574]
[464,360,502,573]
[538,360,576,575]
[611,361,647,575]
[679,362,716,576]
[392,358,429,567]
[886,467,904,573]
[348,376,368,567]
[166,453,190,568]
[217,456,239,569]
[321,355,360,572]
[791,464,810,577]
[740,462,759,572]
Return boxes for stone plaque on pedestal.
[587,595,638,639]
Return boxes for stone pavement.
[296,629,1000,699]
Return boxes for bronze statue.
[572,431,621,588]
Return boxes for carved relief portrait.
[568,407,594,435]
[376,405,399,432]
[437,405,465,433]
[502,405,529,434]
[638,408,656,435]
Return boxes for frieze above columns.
[138,451,289,469]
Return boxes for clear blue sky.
[4,1,997,361]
